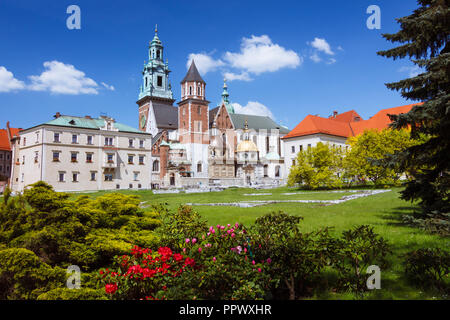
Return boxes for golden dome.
[237,140,258,152]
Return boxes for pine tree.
[377,0,450,212]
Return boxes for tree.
[344,129,419,186]
[377,0,450,212]
[288,142,344,189]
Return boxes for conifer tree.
[377,0,449,212]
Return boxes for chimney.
[85,115,92,119]
[333,111,338,118]
[54,112,61,118]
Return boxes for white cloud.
[337,46,344,51]
[309,38,334,55]
[326,58,337,65]
[187,53,224,75]
[232,101,275,120]
[399,66,423,78]
[0,66,25,92]
[224,71,252,82]
[101,82,115,91]
[224,35,301,75]
[28,61,99,94]
[310,53,322,63]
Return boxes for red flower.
[184,257,195,267]
[105,283,118,294]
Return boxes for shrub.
[403,248,449,293]
[37,288,107,300]
[335,225,391,294]
[251,212,339,299]
[155,205,208,250]
[97,246,196,300]
[0,248,66,299]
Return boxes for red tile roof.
[282,103,422,140]
[0,129,10,151]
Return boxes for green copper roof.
[229,114,290,134]
[221,80,235,114]
[44,116,145,134]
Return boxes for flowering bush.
[98,246,196,300]
[178,222,270,300]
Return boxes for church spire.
[221,78,235,114]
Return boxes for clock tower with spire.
[137,26,177,136]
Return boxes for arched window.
[198,86,201,96]
[145,77,148,87]
[156,50,161,59]
[275,165,280,177]
[222,133,227,156]
[189,86,192,95]
[264,165,268,177]
[152,160,159,172]
[197,162,202,173]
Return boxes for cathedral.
[137,28,289,189]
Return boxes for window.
[300,145,303,152]
[133,172,139,181]
[107,154,114,163]
[197,121,202,132]
[138,184,142,189]
[182,107,186,116]
[129,184,133,189]
[86,153,93,163]
[0,166,2,171]
[264,165,268,178]
[152,160,159,172]
[23,137,26,146]
[197,162,202,173]
[128,155,134,164]
[54,133,60,142]
[22,156,25,164]
[145,77,148,87]
[116,184,120,189]
[71,152,77,162]
[58,172,65,182]
[198,86,201,96]
[105,173,113,181]
[87,136,93,145]
[105,137,113,146]
[34,152,39,163]
[72,134,78,144]
[139,140,144,148]
[189,86,192,95]
[139,155,144,165]
[291,146,295,153]
[129,139,134,147]
[53,152,60,162]
[292,159,296,166]
[275,166,281,178]
[266,136,270,153]
[90,171,96,181]
[308,144,312,149]
[72,173,78,182]
[156,50,160,59]
[198,106,201,115]
[0,154,3,160]
[157,76,162,87]
[35,131,39,143]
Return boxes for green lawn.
[74,186,449,300]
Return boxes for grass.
[74,186,449,300]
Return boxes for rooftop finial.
[155,24,158,34]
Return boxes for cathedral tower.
[178,60,210,178]
[137,26,177,135]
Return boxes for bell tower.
[178,60,210,178]
[137,25,175,133]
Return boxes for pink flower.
[244,248,247,253]
[192,238,197,244]
[185,238,190,243]
[235,222,239,228]
[252,260,255,265]
[227,224,231,228]
[202,235,205,240]
[207,232,211,236]
[213,257,216,262]
[217,224,220,229]
[183,248,186,253]
[198,247,202,253]
[220,226,225,230]
[227,230,231,235]
[231,233,235,238]
[258,268,262,273]
[267,258,272,264]
[211,229,215,234]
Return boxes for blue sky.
[0,0,421,131]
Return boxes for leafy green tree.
[377,0,450,212]
[288,142,344,189]
[344,129,419,186]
